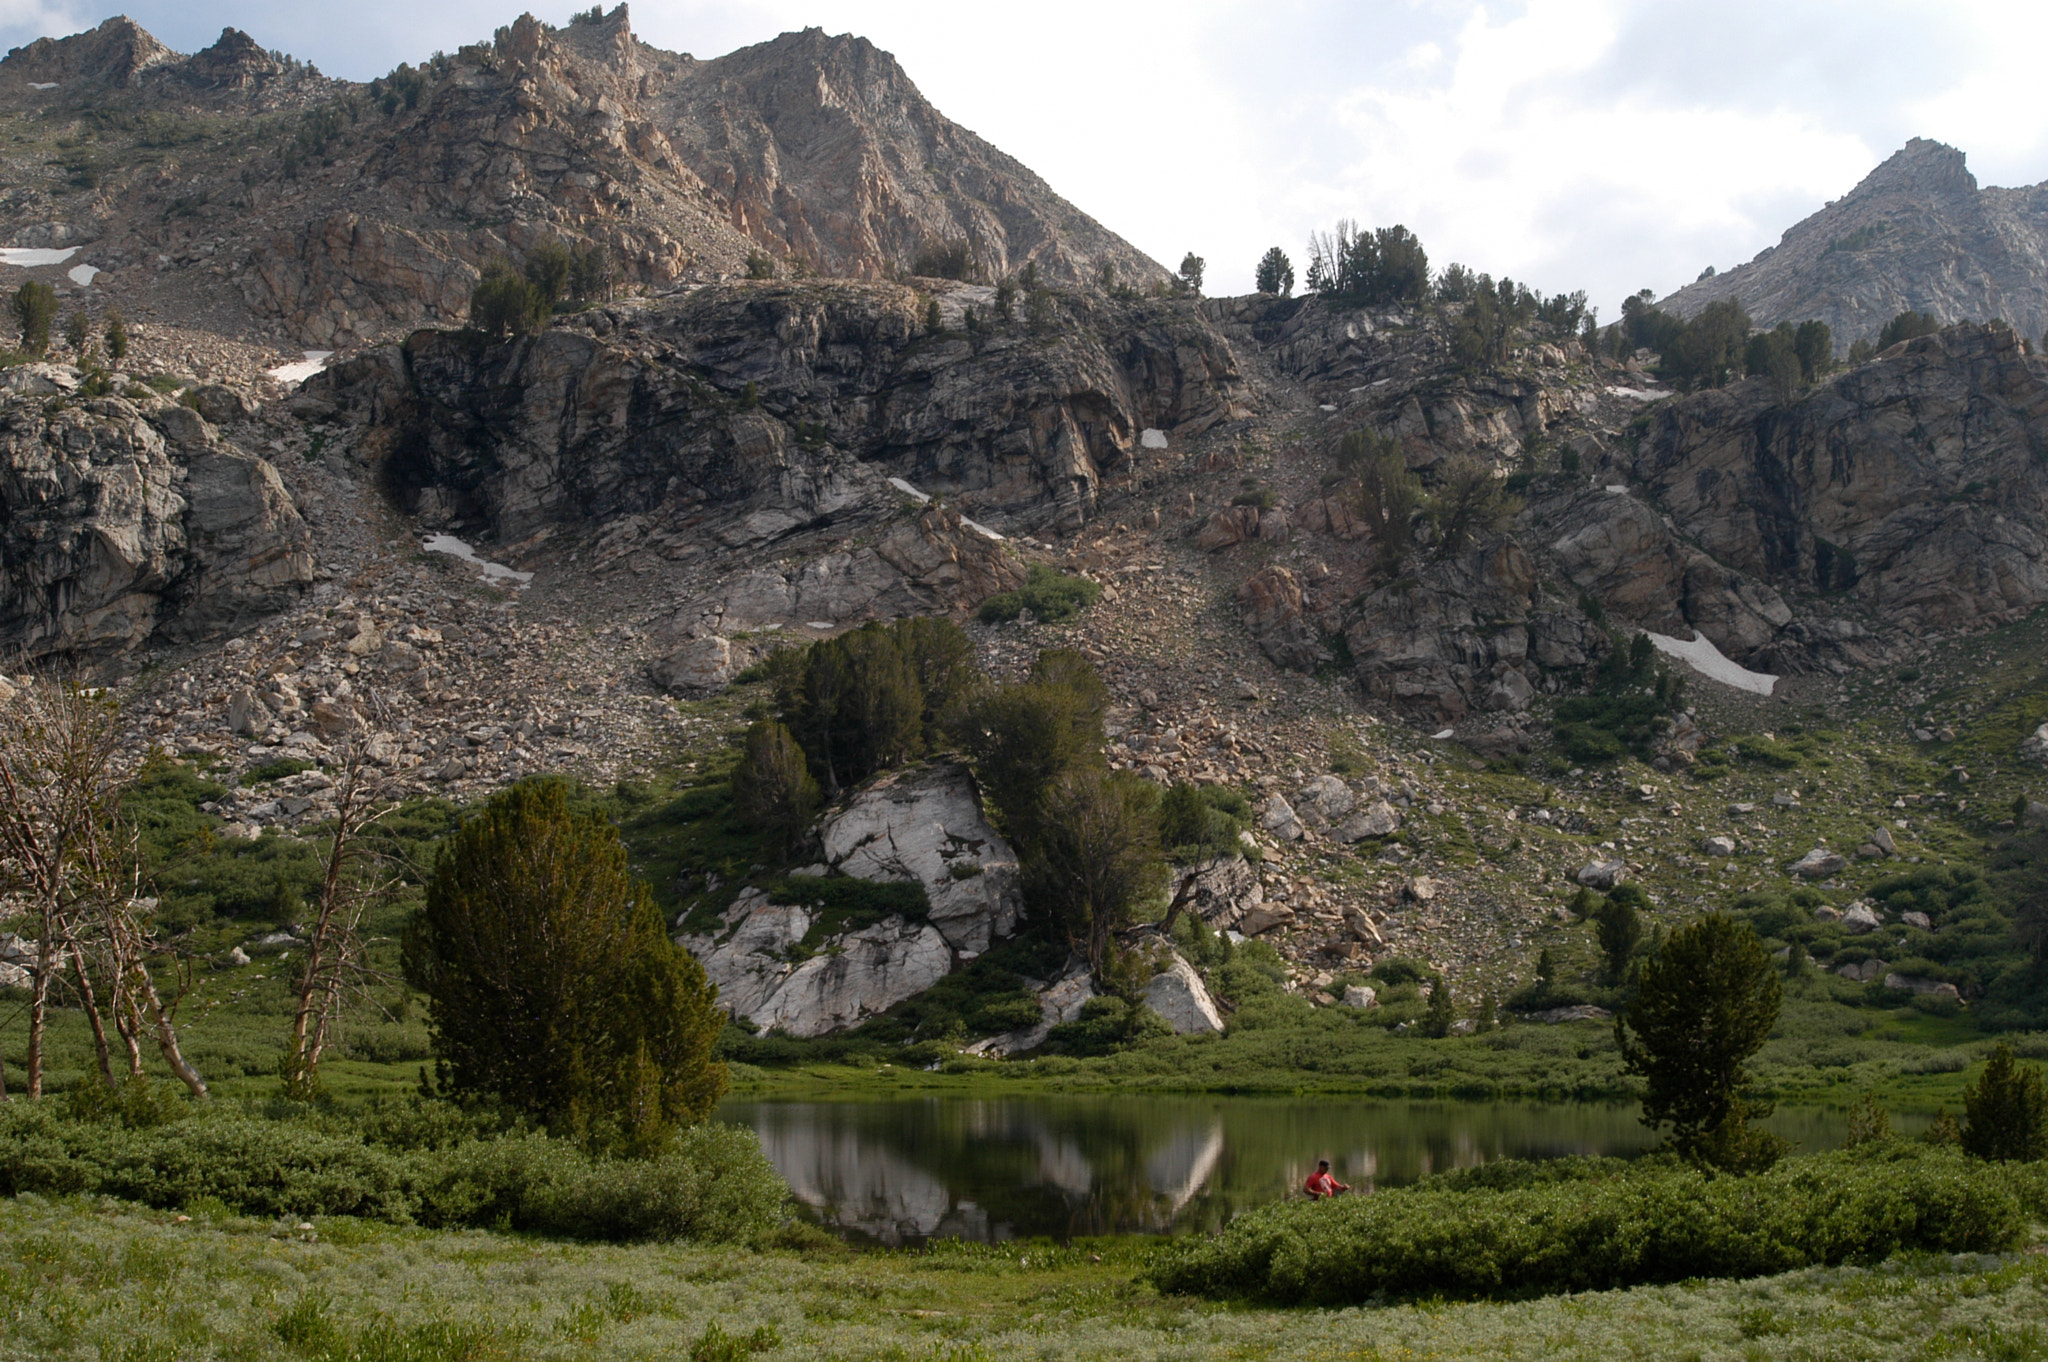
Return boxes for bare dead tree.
[281,714,400,1100]
[0,678,206,1100]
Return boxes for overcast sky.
[5,0,2043,313]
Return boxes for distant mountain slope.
[1660,139,2048,353]
[0,7,1169,347]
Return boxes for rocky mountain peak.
[0,14,178,88]
[1661,138,2048,352]
[181,28,284,91]
[1858,137,1977,201]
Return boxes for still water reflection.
[715,1095,1918,1246]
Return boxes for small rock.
[1786,848,1847,879]
[1405,876,1444,902]
[1813,904,1843,922]
[1576,859,1627,890]
[2022,722,2048,764]
[1701,835,1737,857]
[1841,902,1882,934]
[1901,910,1933,930]
[1872,824,1898,854]
[1772,791,1800,808]
[1883,973,1960,1000]
[225,946,250,966]
[1340,984,1378,1009]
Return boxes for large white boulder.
[819,762,1021,956]
[682,890,953,1038]
[1143,954,1226,1035]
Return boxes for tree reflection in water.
[717,1097,1892,1246]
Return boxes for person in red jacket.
[1304,1160,1350,1198]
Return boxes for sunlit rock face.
[0,382,312,666]
[680,761,1020,1038]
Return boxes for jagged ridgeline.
[0,6,1172,347]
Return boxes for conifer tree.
[1255,247,1293,297]
[404,780,726,1154]
[1616,914,1784,1169]
[1961,1043,2047,1162]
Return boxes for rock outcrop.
[308,279,1245,617]
[0,381,314,666]
[1662,139,2048,354]
[1237,565,1330,671]
[1631,323,2048,645]
[685,892,952,1038]
[816,762,1022,958]
[682,761,1021,1036]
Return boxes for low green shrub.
[243,757,314,784]
[0,1104,784,1244]
[1149,1142,2022,1305]
[977,565,1104,624]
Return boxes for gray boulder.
[1336,800,1402,842]
[1882,974,1961,1000]
[649,636,737,696]
[2024,724,2048,765]
[1576,859,1628,890]
[1142,955,1225,1035]
[1340,984,1377,1009]
[1841,902,1882,934]
[1787,848,1848,879]
[1702,835,1737,857]
[1259,794,1305,841]
[1182,855,1265,931]
[1293,774,1356,824]
[681,891,953,1038]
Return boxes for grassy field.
[3,1191,2045,1362]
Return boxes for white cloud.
[0,0,84,44]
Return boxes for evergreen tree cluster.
[469,239,614,338]
[1305,221,1431,305]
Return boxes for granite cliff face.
[307,278,1247,544]
[1661,139,2048,353]
[1,9,1172,347]
[0,377,313,667]
[1631,321,2048,649]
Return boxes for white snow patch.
[1431,728,1455,740]
[1605,484,1628,495]
[1140,427,1168,449]
[806,621,834,630]
[1644,630,1777,696]
[1606,386,1673,402]
[421,534,533,586]
[28,82,57,90]
[1319,403,1338,412]
[265,351,332,384]
[885,476,1004,540]
[67,264,98,287]
[0,247,79,267]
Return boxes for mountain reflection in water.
[715,1096,1894,1246]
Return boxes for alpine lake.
[715,1093,1927,1246]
